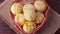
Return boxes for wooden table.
[0,0,60,34]
[0,17,17,34]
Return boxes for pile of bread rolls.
[11,0,47,34]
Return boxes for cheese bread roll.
[23,4,36,21]
[11,2,23,15]
[35,12,44,24]
[34,1,47,12]
[23,21,36,33]
[15,14,25,26]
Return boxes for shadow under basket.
[10,0,50,34]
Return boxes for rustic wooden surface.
[0,16,17,34]
[0,0,60,34]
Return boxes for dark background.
[46,0,60,14]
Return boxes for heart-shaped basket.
[10,0,49,34]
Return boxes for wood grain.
[0,0,60,34]
[0,17,17,34]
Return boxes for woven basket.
[1,0,49,34]
[10,0,49,34]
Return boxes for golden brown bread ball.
[11,2,23,15]
[15,14,25,26]
[34,0,47,12]
[23,4,36,21]
[35,12,44,24]
[23,21,36,33]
